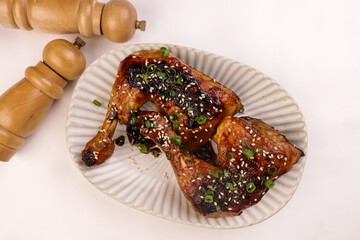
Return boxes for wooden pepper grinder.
[0,0,146,43]
[0,37,86,162]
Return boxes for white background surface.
[0,0,359,239]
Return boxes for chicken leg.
[137,111,303,217]
[82,49,242,166]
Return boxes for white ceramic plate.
[66,43,307,228]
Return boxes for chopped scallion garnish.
[213,170,223,178]
[175,76,183,85]
[243,149,254,159]
[225,182,238,191]
[153,149,158,158]
[239,107,245,113]
[145,120,151,128]
[241,141,247,147]
[216,205,221,212]
[205,190,214,196]
[196,115,207,125]
[139,73,148,83]
[265,180,275,188]
[187,107,193,117]
[156,72,166,78]
[92,99,101,106]
[172,136,182,146]
[147,64,156,73]
[160,47,170,57]
[246,182,256,193]
[204,195,213,203]
[268,166,278,175]
[172,124,179,131]
[165,89,176,99]
[169,112,181,123]
[139,143,149,153]
[166,68,176,77]
[130,116,138,125]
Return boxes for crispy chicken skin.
[137,111,302,217]
[82,49,242,166]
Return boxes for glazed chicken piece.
[137,111,303,217]
[82,49,242,166]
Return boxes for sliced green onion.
[204,195,213,203]
[130,116,138,125]
[165,89,176,98]
[205,190,214,196]
[92,99,101,107]
[233,174,242,183]
[225,182,233,189]
[213,170,223,178]
[145,120,151,128]
[169,112,181,123]
[265,180,275,188]
[207,185,216,191]
[255,148,262,153]
[225,182,238,191]
[243,149,254,159]
[246,182,256,193]
[199,173,204,179]
[260,176,266,185]
[241,141,247,147]
[196,115,207,125]
[166,68,176,77]
[187,107,193,117]
[175,76,183,85]
[239,107,245,113]
[152,123,158,128]
[160,47,170,57]
[139,73,148,83]
[226,151,234,159]
[172,136,182,146]
[153,149,158,158]
[180,145,189,154]
[224,169,230,177]
[139,143,149,153]
[216,205,221,212]
[157,72,166,78]
[268,166,278,175]
[172,124,179,131]
[147,64,157,73]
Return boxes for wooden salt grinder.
[0,0,146,43]
[0,37,86,162]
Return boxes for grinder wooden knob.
[0,37,86,162]
[0,0,146,43]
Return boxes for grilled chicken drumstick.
[82,49,242,166]
[137,111,303,217]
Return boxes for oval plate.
[66,43,308,228]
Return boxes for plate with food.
[66,43,307,228]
